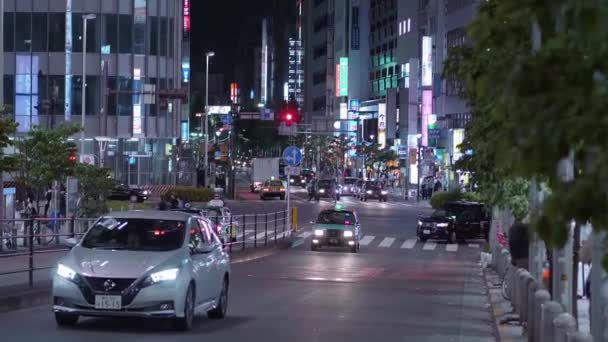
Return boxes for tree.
[12,125,81,206]
[0,109,17,219]
[74,164,114,217]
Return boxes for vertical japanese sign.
[378,103,386,148]
[422,36,433,87]
[133,68,143,136]
[421,90,432,147]
[339,57,349,96]
[335,64,340,97]
[230,82,238,103]
[65,0,72,121]
[183,0,190,39]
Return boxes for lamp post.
[203,51,215,187]
[80,14,96,162]
[416,134,422,202]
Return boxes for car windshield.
[365,181,380,189]
[316,211,355,225]
[81,217,186,251]
[343,178,358,185]
[317,180,333,187]
[266,180,283,187]
[431,210,456,218]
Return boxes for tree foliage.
[74,164,114,217]
[443,0,608,248]
[0,116,17,173]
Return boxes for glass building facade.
[2,0,192,185]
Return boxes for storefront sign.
[378,103,386,148]
[422,36,433,87]
[183,0,191,38]
[339,57,348,96]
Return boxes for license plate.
[423,229,431,234]
[95,295,121,310]
[330,238,338,244]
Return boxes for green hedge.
[430,190,482,209]
[161,187,214,203]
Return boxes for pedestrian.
[421,184,427,200]
[169,194,179,209]
[508,221,529,270]
[307,179,317,201]
[434,179,442,192]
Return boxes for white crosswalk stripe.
[249,231,272,241]
[422,241,437,250]
[468,243,480,248]
[298,231,312,239]
[378,237,395,248]
[401,239,417,249]
[445,243,458,252]
[359,235,375,246]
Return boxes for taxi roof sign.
[335,204,343,210]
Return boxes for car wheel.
[311,243,317,251]
[418,235,428,242]
[315,196,320,201]
[364,197,367,202]
[208,277,228,319]
[260,195,265,200]
[55,312,79,327]
[174,284,195,330]
[448,231,457,244]
[350,245,357,253]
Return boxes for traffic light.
[65,143,78,167]
[284,112,295,126]
[278,103,299,127]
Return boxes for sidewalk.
[484,266,525,342]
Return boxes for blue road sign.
[282,146,302,166]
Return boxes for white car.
[52,210,230,330]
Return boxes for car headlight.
[343,231,354,238]
[290,179,294,183]
[366,190,373,194]
[418,221,423,226]
[301,179,306,183]
[314,229,324,237]
[150,268,179,282]
[319,189,325,193]
[142,190,150,195]
[57,264,77,280]
[381,190,388,195]
[436,223,449,228]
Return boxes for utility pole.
[0,0,5,220]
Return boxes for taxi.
[260,179,286,200]
[311,206,361,253]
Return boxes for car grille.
[422,222,433,227]
[84,277,137,293]
[326,229,341,238]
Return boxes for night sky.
[191,1,282,83]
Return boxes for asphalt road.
[0,192,497,341]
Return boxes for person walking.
[307,179,317,202]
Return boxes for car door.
[460,210,477,237]
[199,218,223,297]
[189,218,215,303]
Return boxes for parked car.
[416,200,490,243]
[108,182,150,202]
[52,210,230,330]
[358,181,388,202]
[340,177,360,196]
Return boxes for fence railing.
[491,242,594,342]
[0,210,291,288]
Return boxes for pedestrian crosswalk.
[293,231,482,253]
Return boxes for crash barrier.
[0,210,289,288]
[490,243,594,341]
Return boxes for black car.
[289,175,307,188]
[315,179,340,201]
[301,169,316,182]
[108,182,149,202]
[417,201,490,243]
[359,181,388,202]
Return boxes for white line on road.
[468,243,480,248]
[298,231,312,239]
[359,235,375,246]
[250,231,272,241]
[401,239,417,249]
[292,239,304,248]
[422,241,437,250]
[445,244,459,252]
[378,237,395,248]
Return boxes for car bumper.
[311,236,356,247]
[52,275,185,318]
[261,191,284,197]
[362,193,387,198]
[417,226,449,239]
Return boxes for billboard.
[378,103,387,148]
[422,36,433,87]
[421,90,432,147]
[183,0,190,39]
[340,103,348,120]
[453,128,465,162]
[339,57,348,96]
[335,64,340,97]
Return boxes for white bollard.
[541,301,563,342]
[554,312,577,342]
[534,289,551,342]
[527,279,540,341]
[566,331,594,342]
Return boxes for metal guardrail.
[491,243,594,341]
[0,210,291,288]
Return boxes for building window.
[3,12,13,52]
[31,13,47,52]
[103,14,118,54]
[71,76,99,116]
[133,0,147,55]
[49,13,65,52]
[118,15,133,54]
[15,13,31,52]
[149,17,158,55]
[107,77,117,116]
[3,75,14,113]
[168,18,175,58]
[160,17,168,57]
[117,77,132,116]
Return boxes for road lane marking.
[401,239,417,249]
[468,243,480,248]
[378,237,395,248]
[422,241,437,250]
[359,235,375,246]
[298,231,312,239]
[445,244,458,252]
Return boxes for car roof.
[107,210,195,221]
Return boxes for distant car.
[52,210,230,330]
[260,179,286,200]
[109,183,150,202]
[352,179,365,197]
[301,169,316,183]
[289,175,307,188]
[171,202,239,243]
[315,179,340,201]
[359,181,388,202]
[311,208,361,253]
[340,177,360,196]
[416,201,490,243]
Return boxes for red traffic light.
[285,113,293,121]
[68,154,77,162]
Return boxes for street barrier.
[0,210,290,288]
[534,289,551,342]
[540,301,563,342]
[553,312,577,342]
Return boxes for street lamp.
[80,14,96,162]
[416,133,422,202]
[203,51,215,186]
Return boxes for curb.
[0,239,294,314]
[483,265,525,342]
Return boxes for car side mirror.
[194,242,217,254]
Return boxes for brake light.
[154,230,165,236]
[280,188,285,191]
[189,229,196,235]
[264,187,271,192]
